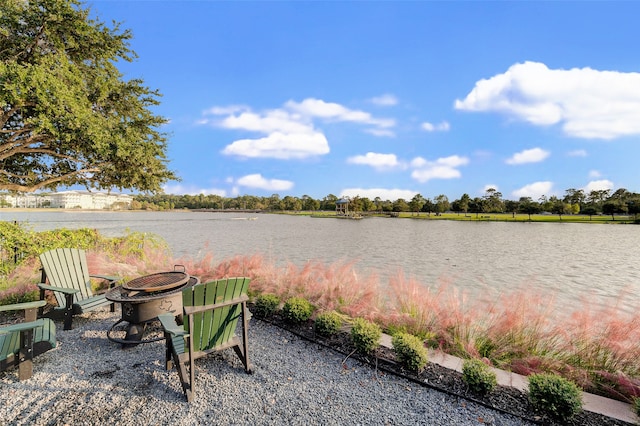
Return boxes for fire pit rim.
[122,271,189,292]
[105,275,198,303]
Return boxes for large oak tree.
[0,0,177,193]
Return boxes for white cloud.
[455,61,640,139]
[567,149,587,157]
[347,152,403,169]
[511,181,554,199]
[203,105,248,116]
[222,132,329,159]
[220,110,312,134]
[286,98,394,127]
[483,184,499,193]
[370,94,399,106]
[236,174,294,191]
[583,179,614,193]
[410,155,469,183]
[421,121,450,132]
[588,170,601,178]
[506,147,550,165]
[163,184,226,196]
[340,188,418,201]
[203,98,395,159]
[364,128,396,137]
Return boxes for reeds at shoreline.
[2,230,639,403]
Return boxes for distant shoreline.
[1,207,638,224]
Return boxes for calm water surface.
[3,210,639,315]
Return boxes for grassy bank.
[1,223,638,403]
[289,210,639,224]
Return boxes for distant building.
[0,191,132,209]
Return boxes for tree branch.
[0,167,101,193]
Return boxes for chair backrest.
[40,248,94,306]
[182,277,250,352]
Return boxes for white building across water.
[0,191,132,209]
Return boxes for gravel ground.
[1,309,535,426]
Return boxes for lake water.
[3,210,639,316]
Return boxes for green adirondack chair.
[0,300,57,380]
[158,277,253,402]
[38,248,121,330]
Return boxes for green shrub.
[314,311,343,336]
[0,284,38,305]
[351,317,381,354]
[462,358,497,395]
[528,373,582,422]
[282,296,314,323]
[633,397,640,417]
[253,293,280,318]
[392,332,428,372]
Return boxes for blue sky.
[88,1,640,202]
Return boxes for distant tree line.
[133,187,640,220]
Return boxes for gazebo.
[335,198,349,216]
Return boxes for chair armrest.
[158,313,187,337]
[0,319,45,335]
[37,283,80,295]
[0,300,46,313]
[90,274,121,284]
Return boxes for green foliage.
[282,297,314,323]
[351,317,381,354]
[633,397,640,417]
[392,332,428,372]
[253,293,280,318]
[0,222,163,278]
[0,284,38,306]
[462,359,497,395]
[528,373,582,422]
[475,336,496,359]
[314,311,343,336]
[0,0,177,193]
[0,221,99,276]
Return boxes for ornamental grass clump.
[282,296,314,323]
[392,332,428,372]
[253,293,280,318]
[462,358,497,395]
[351,317,381,354]
[314,310,343,336]
[528,373,582,422]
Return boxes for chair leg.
[164,334,173,370]
[18,329,35,381]
[174,354,193,402]
[63,294,74,331]
[240,302,252,373]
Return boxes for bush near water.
[528,373,583,422]
[462,358,498,395]
[253,293,280,318]
[314,310,343,336]
[0,222,168,304]
[282,297,314,323]
[392,332,429,372]
[351,317,381,354]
